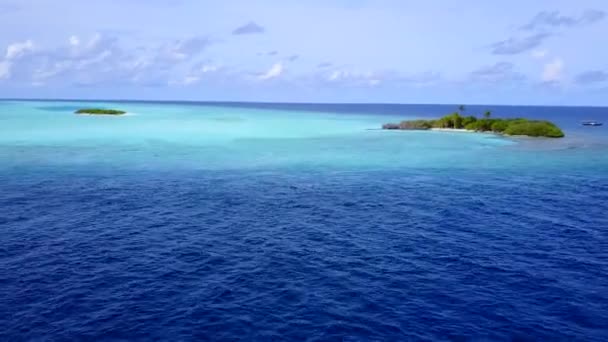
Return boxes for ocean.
[1,100,607,340]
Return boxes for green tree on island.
[450,112,463,128]
[484,110,492,119]
[458,105,466,114]
[382,112,564,138]
[75,108,126,115]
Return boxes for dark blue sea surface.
[1,101,608,340]
[2,167,608,341]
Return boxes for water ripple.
[1,169,607,340]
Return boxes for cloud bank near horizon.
[0,1,607,105]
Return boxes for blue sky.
[0,0,607,105]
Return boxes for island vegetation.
[75,108,126,115]
[383,107,564,138]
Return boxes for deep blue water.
[1,101,608,341]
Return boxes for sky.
[0,0,607,105]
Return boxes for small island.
[75,108,126,115]
[383,109,564,138]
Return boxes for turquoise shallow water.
[1,100,607,172]
[1,100,608,340]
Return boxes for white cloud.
[542,58,564,82]
[179,76,201,85]
[328,70,343,81]
[258,62,283,80]
[33,62,69,81]
[169,63,222,86]
[6,40,34,60]
[531,49,548,59]
[200,65,218,73]
[0,34,213,86]
[327,70,380,86]
[162,37,211,62]
[64,34,118,61]
[69,35,80,46]
[0,39,34,81]
[1,33,216,87]
[0,61,11,79]
[86,34,103,49]
[322,69,439,87]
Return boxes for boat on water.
[582,121,603,126]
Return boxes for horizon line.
[1,97,607,109]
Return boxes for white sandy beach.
[430,128,475,133]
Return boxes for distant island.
[75,108,126,115]
[383,108,564,138]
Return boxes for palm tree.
[458,105,466,114]
[484,110,491,119]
